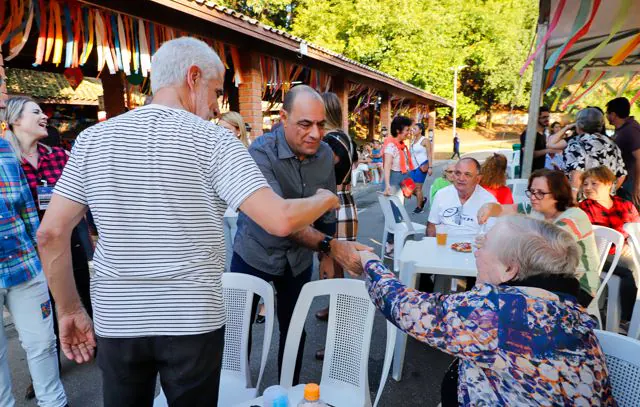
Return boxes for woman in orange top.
[480,153,514,204]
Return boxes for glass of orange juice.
[436,224,448,246]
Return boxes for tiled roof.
[5,68,103,105]
[185,0,452,107]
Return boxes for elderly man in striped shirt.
[37,37,340,407]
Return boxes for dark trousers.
[230,252,311,385]
[451,149,460,159]
[604,259,638,321]
[97,328,225,407]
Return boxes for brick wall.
[238,52,263,139]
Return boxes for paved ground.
[6,162,453,407]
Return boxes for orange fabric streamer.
[33,0,47,65]
[608,33,640,66]
[8,0,26,52]
[52,1,64,65]
[44,0,55,62]
[0,0,21,45]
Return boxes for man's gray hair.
[488,215,579,280]
[150,37,224,94]
[576,107,604,134]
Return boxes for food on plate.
[450,242,472,253]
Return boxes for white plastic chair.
[594,330,640,406]
[153,273,275,407]
[508,149,520,179]
[586,226,624,329]
[623,223,640,339]
[506,178,529,206]
[352,165,368,187]
[279,279,396,407]
[377,192,426,272]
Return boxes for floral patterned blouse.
[365,260,615,406]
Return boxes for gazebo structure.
[522,0,640,177]
[0,0,451,140]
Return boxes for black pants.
[451,149,460,159]
[230,252,311,385]
[604,259,638,321]
[97,328,225,407]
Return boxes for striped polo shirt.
[54,104,268,338]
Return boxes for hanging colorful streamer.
[573,0,632,71]
[608,33,640,66]
[545,0,595,69]
[630,87,640,105]
[520,0,566,75]
[6,0,34,61]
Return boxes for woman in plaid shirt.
[0,135,68,406]
[2,96,92,401]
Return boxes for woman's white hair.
[488,215,580,280]
[150,37,224,94]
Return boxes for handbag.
[400,177,416,198]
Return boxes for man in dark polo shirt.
[607,97,640,207]
[520,105,551,174]
[231,85,370,384]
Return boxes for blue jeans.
[0,273,67,407]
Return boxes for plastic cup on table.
[436,224,448,246]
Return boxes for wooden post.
[367,104,376,141]
[522,22,548,179]
[332,76,349,132]
[0,51,7,108]
[380,92,391,137]
[101,72,127,118]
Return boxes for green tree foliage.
[224,0,538,127]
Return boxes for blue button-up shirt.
[233,127,336,276]
[0,138,42,288]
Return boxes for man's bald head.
[282,85,324,113]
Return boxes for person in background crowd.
[369,139,383,183]
[358,216,615,407]
[427,157,497,237]
[314,91,360,360]
[382,116,415,256]
[607,97,640,207]
[37,37,340,407]
[547,107,626,199]
[478,169,600,307]
[520,105,551,173]
[479,153,514,204]
[545,121,565,170]
[409,123,432,213]
[451,132,460,159]
[579,166,640,328]
[219,111,250,147]
[429,161,456,205]
[1,97,93,400]
[231,85,371,385]
[0,136,68,407]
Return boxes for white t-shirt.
[384,142,410,172]
[54,104,269,338]
[428,184,498,236]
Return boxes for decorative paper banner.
[561,70,607,110]
[520,0,566,75]
[630,87,640,104]
[573,0,632,71]
[608,32,640,66]
[559,70,592,110]
[546,0,600,70]
[6,0,34,61]
[617,71,637,96]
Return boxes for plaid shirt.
[0,138,42,288]
[579,197,640,239]
[21,144,69,214]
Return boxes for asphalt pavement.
[6,161,453,407]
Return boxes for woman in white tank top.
[408,123,432,213]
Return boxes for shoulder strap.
[326,132,353,185]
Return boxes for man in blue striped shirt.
[0,137,67,406]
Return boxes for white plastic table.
[392,236,477,381]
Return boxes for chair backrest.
[592,226,625,299]
[623,223,640,271]
[222,273,275,392]
[594,330,640,406]
[280,279,395,407]
[377,192,407,233]
[506,178,529,206]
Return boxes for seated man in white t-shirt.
[427,157,497,237]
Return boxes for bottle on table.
[263,385,289,407]
[297,383,328,407]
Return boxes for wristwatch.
[319,235,334,255]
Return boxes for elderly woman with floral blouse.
[358,216,614,406]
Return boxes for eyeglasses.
[443,170,454,174]
[525,189,553,200]
[454,170,476,179]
